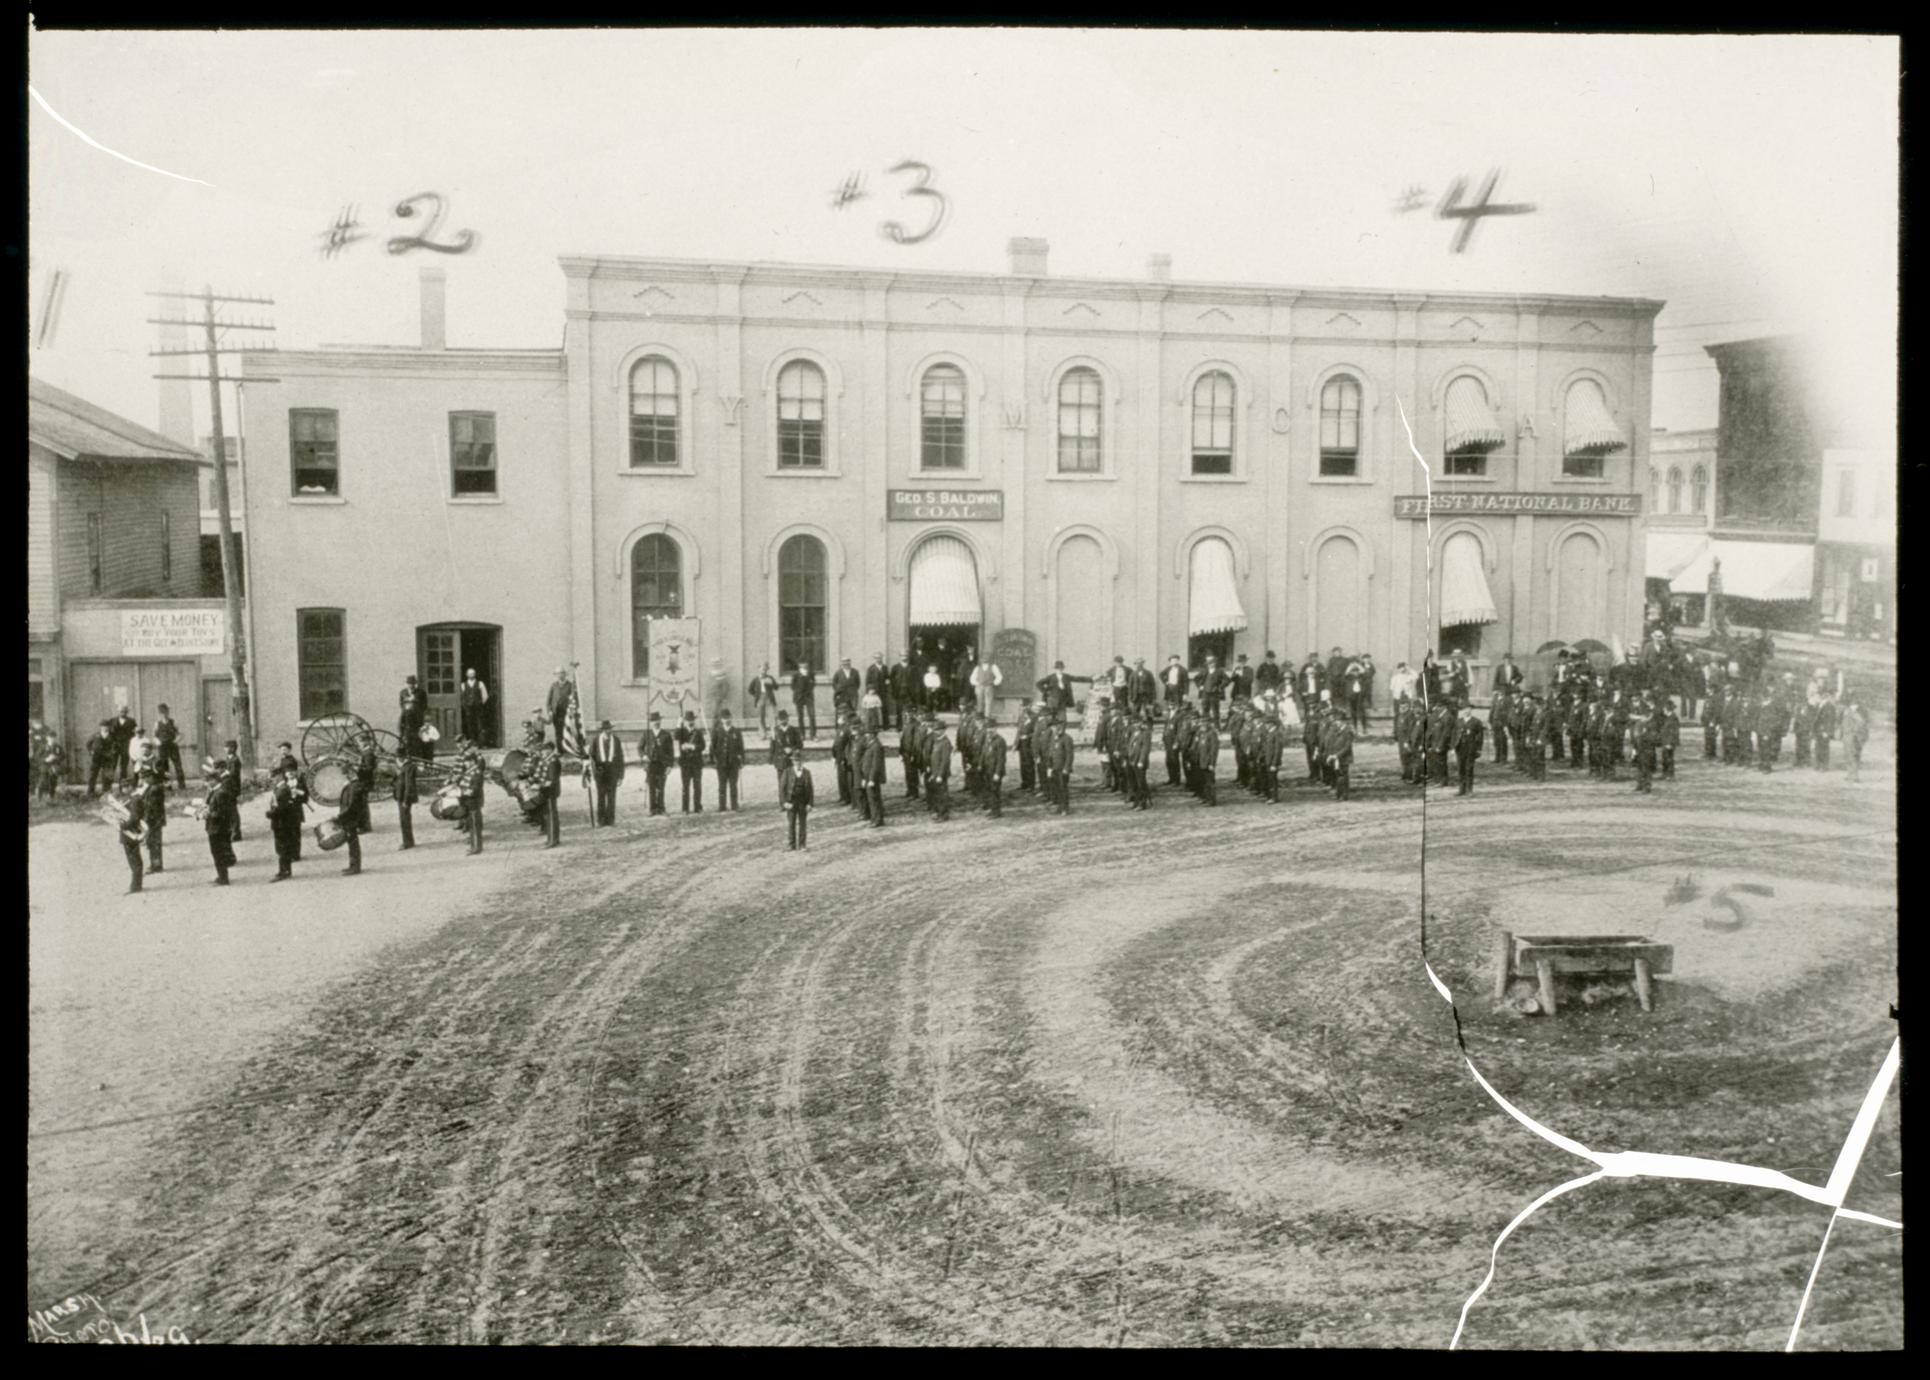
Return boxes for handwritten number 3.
[387,193,479,256]
[879,161,947,245]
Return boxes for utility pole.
[149,287,279,769]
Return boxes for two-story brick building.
[237,247,1662,750]
[29,378,239,768]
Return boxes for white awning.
[1671,539,1815,602]
[1646,532,1710,582]
[1189,538,1248,635]
[908,535,981,627]
[1443,376,1505,453]
[1439,534,1498,627]
[1563,381,1627,455]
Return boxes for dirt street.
[27,731,1900,1347]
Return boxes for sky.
[26,28,1899,443]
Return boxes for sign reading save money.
[121,608,226,656]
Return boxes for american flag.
[562,680,586,759]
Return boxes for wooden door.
[419,629,461,747]
[202,676,235,767]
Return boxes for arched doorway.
[1052,534,1107,680]
[1554,533,1606,644]
[417,622,503,749]
[906,534,981,712]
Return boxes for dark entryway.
[418,623,502,749]
[1188,631,1235,674]
[908,624,979,712]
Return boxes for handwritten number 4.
[387,193,479,256]
[879,162,947,245]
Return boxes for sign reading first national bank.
[889,489,1005,522]
[1394,492,1643,519]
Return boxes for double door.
[66,659,202,771]
[417,625,502,749]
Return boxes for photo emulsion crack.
[25,26,1900,1350]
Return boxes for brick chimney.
[1147,253,1172,282]
[1007,237,1049,277]
[419,267,447,350]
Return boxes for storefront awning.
[1439,535,1498,627]
[1189,538,1248,635]
[1443,376,1505,453]
[1646,532,1710,582]
[1563,382,1627,455]
[1671,539,1815,602]
[908,535,982,627]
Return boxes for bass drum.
[309,759,350,807]
[314,819,348,851]
[496,748,527,788]
[429,788,466,822]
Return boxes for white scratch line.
[1423,962,1454,1003]
[1786,1212,1840,1352]
[1451,1169,1606,1349]
[28,86,212,186]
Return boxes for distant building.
[235,252,1662,752]
[28,378,240,766]
[1643,426,1716,623]
[1816,444,1895,641]
[195,434,246,599]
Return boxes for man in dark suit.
[856,722,886,826]
[1255,651,1285,699]
[711,710,745,811]
[1298,653,1326,713]
[1490,685,1513,764]
[644,712,675,815]
[459,668,490,747]
[152,703,187,789]
[864,653,889,722]
[1043,715,1075,814]
[783,751,814,851]
[1195,656,1229,726]
[107,706,138,784]
[925,723,954,822]
[1037,661,1075,715]
[978,718,1007,818]
[886,655,912,730]
[1191,716,1221,806]
[1454,705,1486,795]
[676,710,706,812]
[900,711,925,798]
[791,662,818,739]
[394,749,420,848]
[1493,652,1524,695]
[589,718,625,825]
[1327,713,1357,801]
[545,668,575,755]
[832,658,862,717]
[1426,699,1455,787]
[831,711,855,805]
[1161,655,1189,714]
[1127,659,1159,716]
[1230,654,1256,708]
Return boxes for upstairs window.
[920,364,966,470]
[1691,465,1709,515]
[628,359,680,468]
[1190,371,1235,475]
[290,409,340,495]
[1667,466,1684,514]
[776,361,826,469]
[160,510,172,583]
[1442,375,1503,478]
[86,512,102,593]
[1837,468,1857,517]
[1648,466,1660,511]
[1319,376,1361,477]
[450,411,497,496]
[1056,367,1102,473]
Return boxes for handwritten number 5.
[879,161,947,245]
[387,193,479,256]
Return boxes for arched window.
[1667,466,1684,515]
[1057,367,1102,473]
[1690,465,1709,515]
[630,534,682,678]
[920,364,966,470]
[1443,375,1502,477]
[1649,466,1660,511]
[1319,375,1361,477]
[776,361,825,469]
[1191,371,1235,475]
[778,535,828,673]
[628,359,680,468]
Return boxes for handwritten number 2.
[879,161,947,245]
[386,193,479,256]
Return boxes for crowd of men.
[55,624,1882,897]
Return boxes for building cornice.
[557,253,1666,319]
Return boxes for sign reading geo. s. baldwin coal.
[120,608,226,656]
[889,489,1004,522]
